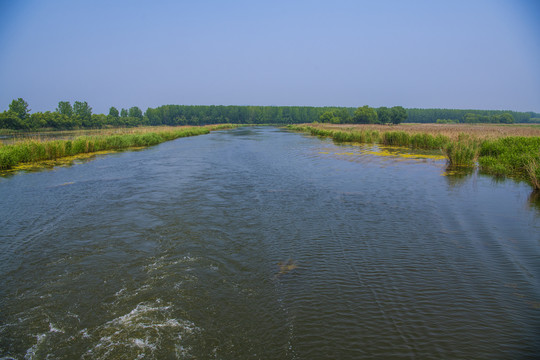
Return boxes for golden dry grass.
[308,123,540,141]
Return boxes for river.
[1,127,539,359]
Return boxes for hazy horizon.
[1,0,539,114]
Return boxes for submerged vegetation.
[0,124,236,170]
[289,124,540,190]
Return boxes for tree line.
[0,98,146,130]
[1,98,539,131]
[145,104,407,125]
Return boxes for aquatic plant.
[382,131,410,147]
[525,157,540,190]
[479,137,540,186]
[442,135,479,167]
[479,137,539,173]
[295,123,540,141]
[0,125,237,170]
[289,124,540,190]
[410,133,449,149]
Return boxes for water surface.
[1,127,539,359]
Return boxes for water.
[0,127,539,359]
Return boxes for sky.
[1,0,539,114]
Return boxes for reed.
[289,125,450,150]
[302,123,540,141]
[442,142,479,167]
[479,137,540,181]
[382,131,411,147]
[525,158,540,190]
[288,124,540,189]
[0,125,236,170]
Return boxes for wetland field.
[0,126,539,359]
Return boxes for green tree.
[500,113,514,124]
[353,105,378,124]
[336,108,351,123]
[377,107,391,124]
[9,98,30,120]
[0,111,24,129]
[120,108,128,117]
[28,112,47,129]
[56,101,73,117]
[390,106,407,125]
[320,110,335,123]
[108,107,119,118]
[128,106,143,119]
[91,114,107,128]
[73,101,92,120]
[463,113,479,123]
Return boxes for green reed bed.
[288,124,540,189]
[479,137,540,189]
[0,125,236,170]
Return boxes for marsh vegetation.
[0,124,236,170]
[289,123,540,189]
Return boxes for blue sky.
[1,0,539,113]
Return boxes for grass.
[0,124,237,171]
[288,123,540,189]
[304,123,540,141]
[478,137,540,189]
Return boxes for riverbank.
[288,124,540,190]
[0,124,237,171]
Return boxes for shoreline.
[288,124,540,190]
[0,124,237,172]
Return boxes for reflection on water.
[0,127,539,359]
[528,190,540,212]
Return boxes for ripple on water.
[1,127,539,359]
[82,300,199,360]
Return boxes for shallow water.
[0,127,539,359]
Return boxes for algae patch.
[277,259,298,276]
[319,145,446,162]
[1,150,116,175]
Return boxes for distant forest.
[1,98,539,131]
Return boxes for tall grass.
[442,142,479,166]
[0,125,236,170]
[441,134,480,166]
[525,158,540,190]
[288,124,540,189]
[479,137,540,188]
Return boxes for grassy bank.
[288,124,540,190]
[0,124,237,170]
[300,123,540,140]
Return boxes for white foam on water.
[114,287,126,297]
[22,319,68,360]
[48,323,64,333]
[24,333,46,360]
[144,255,199,274]
[83,300,199,359]
[144,257,165,273]
[175,344,193,358]
[79,328,91,339]
[132,337,156,351]
[182,255,198,262]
